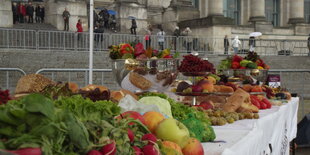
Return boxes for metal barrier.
[0,68,26,92]
[35,68,114,88]
[0,28,308,55]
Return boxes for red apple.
[182,138,204,155]
[192,85,203,93]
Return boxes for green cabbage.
[139,96,173,118]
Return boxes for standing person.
[19,3,26,23]
[308,34,310,56]
[76,19,83,41]
[157,28,165,50]
[110,15,117,32]
[182,27,192,54]
[224,35,230,54]
[62,8,70,31]
[144,26,152,49]
[26,2,34,23]
[40,5,45,23]
[12,2,18,24]
[173,26,181,51]
[130,19,137,35]
[35,5,41,23]
[249,36,256,52]
[231,36,241,54]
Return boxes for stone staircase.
[12,23,58,31]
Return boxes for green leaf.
[173,52,180,58]
[23,94,55,119]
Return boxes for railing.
[35,68,115,89]
[0,68,26,92]
[0,28,309,56]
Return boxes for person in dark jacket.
[62,8,70,31]
[224,35,230,54]
[19,3,26,23]
[26,2,34,23]
[173,26,181,50]
[35,5,41,23]
[12,2,18,24]
[40,5,45,23]
[130,19,137,35]
[307,34,310,56]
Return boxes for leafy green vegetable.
[23,94,55,120]
[54,95,120,122]
[139,96,173,118]
[218,58,232,70]
[246,62,258,69]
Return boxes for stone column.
[199,0,208,17]
[249,0,265,21]
[208,0,224,16]
[0,0,13,27]
[288,0,305,24]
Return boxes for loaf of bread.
[15,74,55,94]
[214,85,234,93]
[237,102,259,113]
[222,88,250,112]
[129,72,152,90]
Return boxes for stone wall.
[0,0,13,27]
[45,0,88,31]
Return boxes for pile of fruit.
[178,55,215,73]
[0,88,11,104]
[109,42,177,59]
[218,52,270,70]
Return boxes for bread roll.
[80,84,108,92]
[15,74,54,94]
[111,89,138,102]
[129,72,152,90]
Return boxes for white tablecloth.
[203,97,299,155]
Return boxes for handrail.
[269,69,310,72]
[0,68,26,75]
[35,68,112,74]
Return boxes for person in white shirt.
[157,28,165,50]
[231,36,241,54]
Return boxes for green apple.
[155,118,190,148]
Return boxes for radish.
[132,146,142,155]
[141,133,157,145]
[100,141,116,155]
[127,128,135,143]
[2,148,42,155]
[142,145,160,155]
[87,150,102,155]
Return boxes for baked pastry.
[15,74,55,96]
[242,84,253,92]
[214,85,234,93]
[80,84,108,92]
[129,72,152,90]
[237,102,259,113]
[111,89,139,102]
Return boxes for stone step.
[13,23,58,31]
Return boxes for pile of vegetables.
[218,52,270,70]
[0,94,152,154]
[109,42,179,60]
[139,92,216,142]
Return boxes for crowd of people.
[12,2,45,24]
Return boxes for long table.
[203,97,299,155]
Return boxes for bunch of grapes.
[0,89,11,104]
[178,55,215,73]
